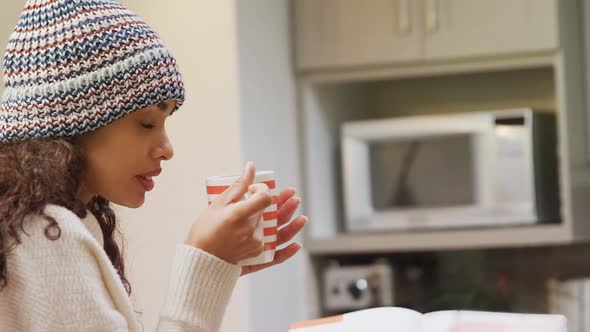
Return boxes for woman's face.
[77,101,176,207]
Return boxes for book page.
[289,307,422,332]
[343,307,422,332]
[420,310,567,332]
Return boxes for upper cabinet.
[294,0,558,71]
[424,0,558,60]
[294,0,423,69]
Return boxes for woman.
[0,0,307,331]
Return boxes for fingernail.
[243,161,253,175]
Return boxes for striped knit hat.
[0,0,185,143]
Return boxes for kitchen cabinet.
[294,0,558,70]
[425,0,558,60]
[294,0,422,69]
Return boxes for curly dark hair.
[0,138,132,296]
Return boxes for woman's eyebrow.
[156,101,169,111]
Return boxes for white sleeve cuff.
[159,244,241,331]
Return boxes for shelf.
[305,224,571,255]
[300,52,556,84]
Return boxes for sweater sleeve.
[156,244,241,332]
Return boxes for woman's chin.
[126,198,145,208]
[111,195,145,209]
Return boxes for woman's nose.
[154,135,175,161]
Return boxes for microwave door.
[370,134,479,225]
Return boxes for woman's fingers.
[216,162,255,206]
[277,187,296,210]
[240,214,307,275]
[240,242,303,275]
[229,189,273,223]
[278,215,307,246]
[277,196,300,227]
[214,182,305,276]
[272,242,303,265]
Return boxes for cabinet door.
[424,0,558,60]
[294,0,423,70]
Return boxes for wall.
[235,0,309,330]
[0,3,23,76]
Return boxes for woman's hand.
[184,162,273,264]
[240,186,308,276]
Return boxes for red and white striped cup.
[205,170,278,266]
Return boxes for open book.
[289,307,567,332]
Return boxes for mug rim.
[206,170,274,181]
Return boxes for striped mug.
[205,170,277,266]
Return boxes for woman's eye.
[141,123,155,129]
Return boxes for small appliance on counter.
[340,108,559,232]
[323,261,394,313]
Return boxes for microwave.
[340,109,560,232]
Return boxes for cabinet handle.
[398,0,412,35]
[425,0,439,34]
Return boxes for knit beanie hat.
[0,0,185,143]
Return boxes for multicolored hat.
[0,0,185,143]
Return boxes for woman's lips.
[136,175,155,191]
[136,168,161,191]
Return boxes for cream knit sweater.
[0,204,241,332]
